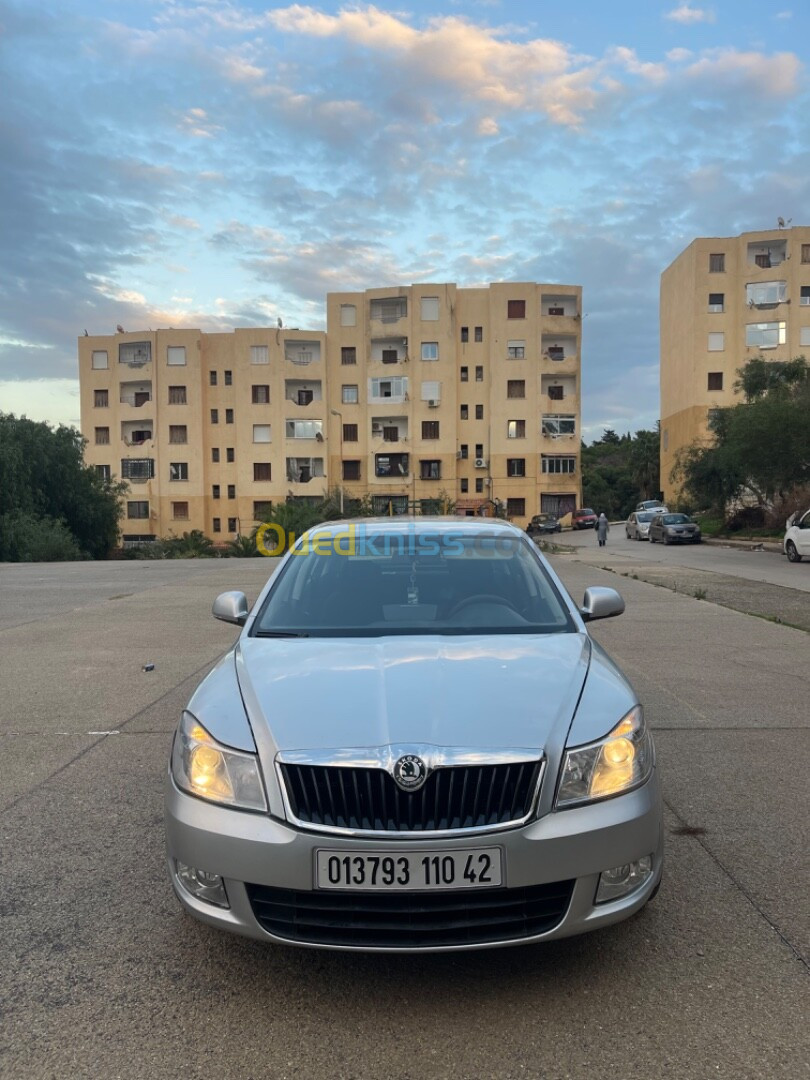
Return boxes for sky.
[1,0,808,440]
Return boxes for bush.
[726,506,766,533]
[0,511,84,561]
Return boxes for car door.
[797,511,810,556]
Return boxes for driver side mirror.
[212,591,249,626]
[580,586,625,622]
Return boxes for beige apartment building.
[79,282,583,542]
[660,225,810,503]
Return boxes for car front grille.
[245,880,574,948]
[278,760,542,833]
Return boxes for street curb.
[702,537,784,555]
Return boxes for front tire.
[786,540,802,563]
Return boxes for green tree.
[581,428,659,519]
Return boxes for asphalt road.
[561,524,810,592]
[0,558,808,1079]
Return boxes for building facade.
[79,281,583,542]
[660,226,810,503]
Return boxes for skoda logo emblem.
[393,754,427,792]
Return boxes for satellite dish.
[277,317,283,329]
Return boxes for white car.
[784,509,810,563]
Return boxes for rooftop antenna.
[116,324,125,333]
[777,217,792,229]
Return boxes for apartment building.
[79,281,583,541]
[660,225,810,503]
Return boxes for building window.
[252,384,270,403]
[475,478,484,493]
[506,498,525,517]
[383,426,399,442]
[747,281,787,306]
[94,389,109,408]
[421,342,439,361]
[541,456,576,474]
[800,327,810,346]
[460,404,469,420]
[340,304,356,327]
[547,345,565,361]
[708,372,723,391]
[172,502,189,519]
[212,518,221,533]
[475,444,484,459]
[224,370,232,386]
[343,460,361,481]
[225,408,234,424]
[475,404,484,420]
[508,420,526,439]
[127,501,149,519]
[250,345,269,365]
[254,462,271,481]
[254,501,272,519]
[375,453,409,477]
[460,366,469,382]
[209,370,217,386]
[211,408,219,424]
[420,460,441,480]
[507,380,525,399]
[226,447,234,463]
[507,459,526,477]
[460,444,468,459]
[342,384,359,404]
[212,485,220,499]
[708,293,724,313]
[370,297,407,322]
[227,484,236,499]
[343,423,358,442]
[369,376,408,402]
[95,427,110,445]
[548,385,564,401]
[169,425,187,444]
[167,346,186,366]
[421,296,439,321]
[95,464,111,481]
[508,299,526,319]
[709,253,725,273]
[211,448,220,463]
[708,332,724,352]
[422,421,439,439]
[800,286,810,306]
[285,419,323,439]
[341,346,357,365]
[91,350,108,369]
[228,518,237,533]
[542,414,576,435]
[460,478,469,493]
[460,327,469,343]
[474,327,483,342]
[253,424,271,443]
[507,341,525,358]
[121,458,154,480]
[381,348,399,365]
[170,462,188,481]
[475,366,483,382]
[746,321,786,348]
[168,385,186,404]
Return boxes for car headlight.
[556,706,653,808]
[171,711,267,811]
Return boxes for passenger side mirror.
[580,586,625,622]
[212,591,249,626]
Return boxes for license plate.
[315,847,503,892]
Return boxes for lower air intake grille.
[245,881,574,948]
[279,761,542,833]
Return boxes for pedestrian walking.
[597,512,609,547]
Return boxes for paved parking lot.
[0,558,807,1079]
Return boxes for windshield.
[253,529,575,637]
[637,512,654,522]
[577,509,595,516]
[662,514,690,524]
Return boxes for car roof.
[304,517,526,539]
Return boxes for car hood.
[236,633,591,756]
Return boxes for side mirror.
[212,591,249,626]
[580,586,625,622]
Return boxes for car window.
[637,512,653,522]
[253,530,575,637]
[662,514,688,524]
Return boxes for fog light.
[595,855,653,903]
[175,861,229,908]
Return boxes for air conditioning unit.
[456,450,463,459]
[371,425,383,435]
[428,399,439,408]
[474,457,488,469]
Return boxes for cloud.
[664,4,715,24]
[685,49,801,97]
[178,107,222,138]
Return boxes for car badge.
[392,754,428,792]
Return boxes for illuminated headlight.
[556,706,653,808]
[171,711,267,811]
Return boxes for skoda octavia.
[165,519,663,952]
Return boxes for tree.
[581,428,659,519]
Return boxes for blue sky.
[1,0,808,438]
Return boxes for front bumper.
[165,769,663,952]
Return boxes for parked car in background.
[626,511,657,541]
[572,508,598,530]
[526,513,562,537]
[636,500,668,513]
[649,513,701,545]
[784,508,810,563]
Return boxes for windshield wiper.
[254,629,310,638]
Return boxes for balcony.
[121,420,153,446]
[120,381,152,408]
[120,458,155,484]
[369,297,407,325]
[285,419,324,440]
[375,452,409,478]
[541,335,577,365]
[370,337,408,364]
[747,239,787,269]
[285,380,323,407]
[118,342,152,367]
[284,339,321,367]
[371,416,408,443]
[286,457,325,484]
[541,295,580,334]
[369,376,409,405]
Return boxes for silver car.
[165,518,663,952]
[625,511,657,540]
